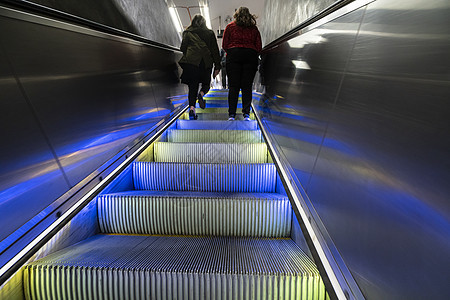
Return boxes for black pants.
[181,61,212,107]
[226,48,258,117]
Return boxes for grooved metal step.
[202,101,242,108]
[133,162,276,193]
[168,129,261,143]
[98,191,291,237]
[176,120,257,130]
[24,235,328,300]
[154,142,268,163]
[182,112,252,120]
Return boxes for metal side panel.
[167,129,262,143]
[24,235,328,300]
[132,162,276,193]
[255,0,450,298]
[153,142,268,163]
[176,120,258,130]
[97,191,291,237]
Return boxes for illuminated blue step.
[98,191,292,237]
[133,162,276,193]
[203,101,242,108]
[176,120,257,130]
[181,108,255,121]
[168,129,261,143]
[154,142,268,163]
[24,235,327,300]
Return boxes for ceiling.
[171,0,265,40]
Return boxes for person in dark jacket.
[179,15,221,120]
[222,7,262,121]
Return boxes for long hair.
[233,7,257,27]
[189,14,207,29]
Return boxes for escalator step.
[181,112,251,120]
[24,235,328,300]
[133,162,276,193]
[154,142,268,163]
[168,129,261,143]
[201,100,242,107]
[187,107,232,114]
[98,191,291,237]
[176,120,257,130]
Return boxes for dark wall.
[0,5,185,261]
[29,0,139,33]
[256,0,450,299]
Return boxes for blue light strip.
[0,104,188,284]
[251,103,364,299]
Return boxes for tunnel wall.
[259,0,336,46]
[26,0,181,47]
[0,4,186,267]
[255,0,450,298]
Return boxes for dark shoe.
[243,114,251,121]
[197,93,206,109]
[189,110,198,120]
[228,114,235,121]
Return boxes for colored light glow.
[252,111,348,299]
[0,106,188,282]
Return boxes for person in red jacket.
[222,7,262,121]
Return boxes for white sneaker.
[243,114,251,121]
[228,117,235,121]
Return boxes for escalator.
[22,90,329,299]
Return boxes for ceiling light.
[200,5,212,29]
[169,6,183,33]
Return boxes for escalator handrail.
[0,105,188,287]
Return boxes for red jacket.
[222,21,262,53]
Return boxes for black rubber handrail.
[0,0,180,52]
[263,0,355,52]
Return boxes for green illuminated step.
[24,235,328,300]
[154,142,268,163]
[167,129,261,143]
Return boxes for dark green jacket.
[179,26,221,70]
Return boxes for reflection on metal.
[0,4,186,286]
[0,105,187,285]
[252,108,351,300]
[287,30,328,48]
[256,0,450,298]
[292,60,311,70]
